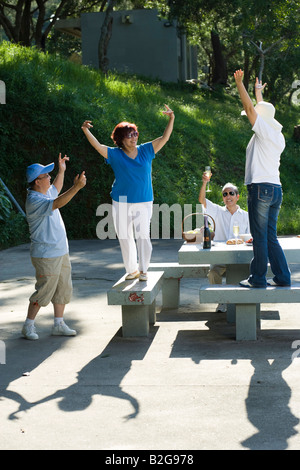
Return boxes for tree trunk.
[98,0,117,74]
[258,52,264,82]
[211,30,228,86]
[294,125,300,142]
[35,0,46,49]
[19,0,31,46]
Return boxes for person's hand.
[202,171,211,184]
[74,171,86,189]
[58,152,69,172]
[81,120,93,130]
[162,104,174,118]
[234,69,244,84]
[255,77,267,91]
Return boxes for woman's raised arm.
[81,120,108,159]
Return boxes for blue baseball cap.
[26,162,55,183]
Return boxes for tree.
[167,0,239,87]
[238,0,300,101]
[249,39,283,82]
[211,30,228,86]
[0,0,108,50]
[165,0,300,100]
[0,0,66,48]
[98,0,117,73]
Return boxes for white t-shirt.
[245,114,285,185]
[205,199,250,242]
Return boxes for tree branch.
[0,1,18,10]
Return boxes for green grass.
[0,41,299,245]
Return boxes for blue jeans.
[247,183,291,287]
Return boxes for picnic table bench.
[199,284,300,340]
[107,271,164,337]
[148,262,210,308]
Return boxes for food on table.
[226,238,243,245]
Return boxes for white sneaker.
[139,273,148,281]
[125,271,140,280]
[267,278,290,287]
[52,321,77,337]
[239,279,254,288]
[216,303,227,313]
[22,324,39,340]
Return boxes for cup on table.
[239,233,251,243]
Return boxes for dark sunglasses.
[222,191,236,197]
[126,131,139,138]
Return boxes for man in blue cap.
[23,153,86,340]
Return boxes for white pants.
[112,200,153,274]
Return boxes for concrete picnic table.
[178,236,300,321]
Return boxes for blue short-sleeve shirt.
[26,185,69,258]
[106,142,155,203]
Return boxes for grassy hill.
[0,41,299,247]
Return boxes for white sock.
[54,317,64,326]
[25,318,34,326]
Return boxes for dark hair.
[29,179,37,188]
[111,121,138,148]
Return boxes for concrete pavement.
[1,239,300,450]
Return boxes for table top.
[178,236,300,265]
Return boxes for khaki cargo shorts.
[29,253,73,307]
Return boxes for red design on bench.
[128,293,144,303]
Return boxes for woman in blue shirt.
[82,104,174,281]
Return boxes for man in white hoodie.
[234,69,290,288]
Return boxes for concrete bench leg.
[235,304,257,340]
[121,305,150,337]
[162,279,180,309]
[226,263,250,323]
[226,304,236,323]
[256,304,261,329]
[149,300,156,324]
[228,303,261,327]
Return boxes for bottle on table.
[203,215,211,249]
